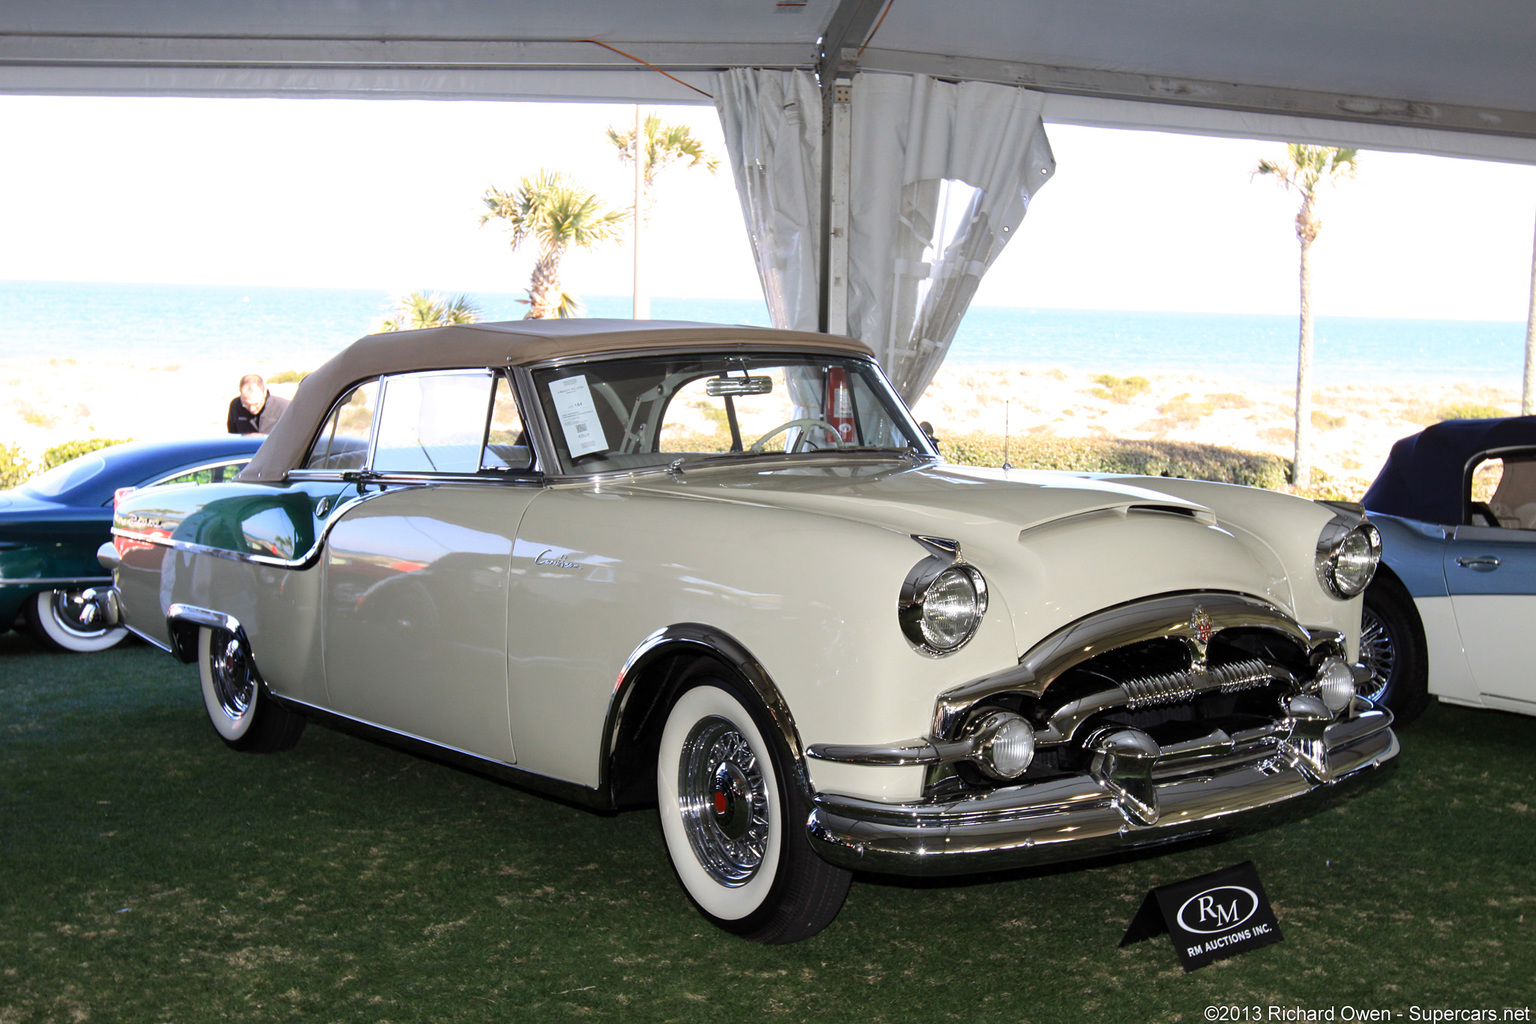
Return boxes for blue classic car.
[0,437,263,651]
[1360,416,1536,723]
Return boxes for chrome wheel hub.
[50,589,108,637]
[678,715,769,886]
[209,632,255,719]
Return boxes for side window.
[305,380,379,472]
[482,375,534,471]
[152,460,250,488]
[373,371,496,475]
[1471,454,1536,530]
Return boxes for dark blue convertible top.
[1362,417,1536,525]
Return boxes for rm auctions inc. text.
[1205,1006,1531,1022]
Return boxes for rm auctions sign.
[1120,861,1283,971]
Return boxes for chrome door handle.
[1456,555,1502,570]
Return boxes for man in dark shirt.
[227,374,290,435]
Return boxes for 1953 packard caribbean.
[101,320,1398,943]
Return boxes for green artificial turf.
[2,632,1533,1022]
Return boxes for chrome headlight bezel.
[898,538,988,655]
[1315,517,1381,599]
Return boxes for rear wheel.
[656,672,851,943]
[197,626,305,752]
[27,588,129,653]
[1359,580,1430,725]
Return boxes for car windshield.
[18,452,108,500]
[531,353,933,475]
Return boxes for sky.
[2,93,1534,321]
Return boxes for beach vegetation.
[607,112,720,317]
[377,291,482,333]
[1311,410,1346,430]
[481,170,626,319]
[937,431,1291,490]
[267,369,310,385]
[16,402,58,429]
[1087,374,1151,403]
[43,437,131,471]
[1437,401,1508,421]
[0,444,31,489]
[1149,393,1215,431]
[1253,144,1359,488]
[1206,392,1252,409]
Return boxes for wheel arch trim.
[604,623,808,805]
[166,603,245,664]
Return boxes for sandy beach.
[1,354,1521,499]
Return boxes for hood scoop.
[1021,502,1218,540]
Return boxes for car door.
[1444,450,1536,712]
[318,370,542,762]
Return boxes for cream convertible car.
[100,320,1397,943]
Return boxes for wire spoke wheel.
[677,716,771,886]
[1357,604,1395,703]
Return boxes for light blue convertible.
[1360,417,1536,724]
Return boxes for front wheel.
[1359,581,1430,725]
[656,674,851,943]
[197,626,305,752]
[28,588,129,653]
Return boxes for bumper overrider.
[804,592,1399,876]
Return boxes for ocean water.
[0,279,1526,388]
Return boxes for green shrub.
[42,437,131,471]
[266,369,310,385]
[1437,402,1508,421]
[1088,374,1151,403]
[937,431,1292,490]
[0,444,31,490]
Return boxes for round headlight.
[1314,657,1357,713]
[1316,520,1381,599]
[970,711,1035,779]
[919,564,987,652]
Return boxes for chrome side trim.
[0,575,113,587]
[806,706,1398,877]
[932,592,1317,738]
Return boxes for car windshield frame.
[527,351,936,478]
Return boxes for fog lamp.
[970,711,1035,780]
[1314,657,1357,713]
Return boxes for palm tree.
[376,291,482,332]
[480,170,626,319]
[1254,144,1359,488]
[607,111,720,318]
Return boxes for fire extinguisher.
[826,367,856,444]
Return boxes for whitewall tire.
[28,588,129,653]
[197,625,305,752]
[656,671,851,943]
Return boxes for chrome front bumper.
[805,703,1397,877]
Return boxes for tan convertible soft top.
[240,319,873,481]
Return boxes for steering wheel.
[747,418,844,453]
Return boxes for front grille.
[1121,657,1276,709]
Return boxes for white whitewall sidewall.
[31,589,128,652]
[657,684,786,922]
[198,626,256,742]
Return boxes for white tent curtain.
[715,68,1055,403]
[714,68,824,334]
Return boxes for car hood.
[616,459,1295,647]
